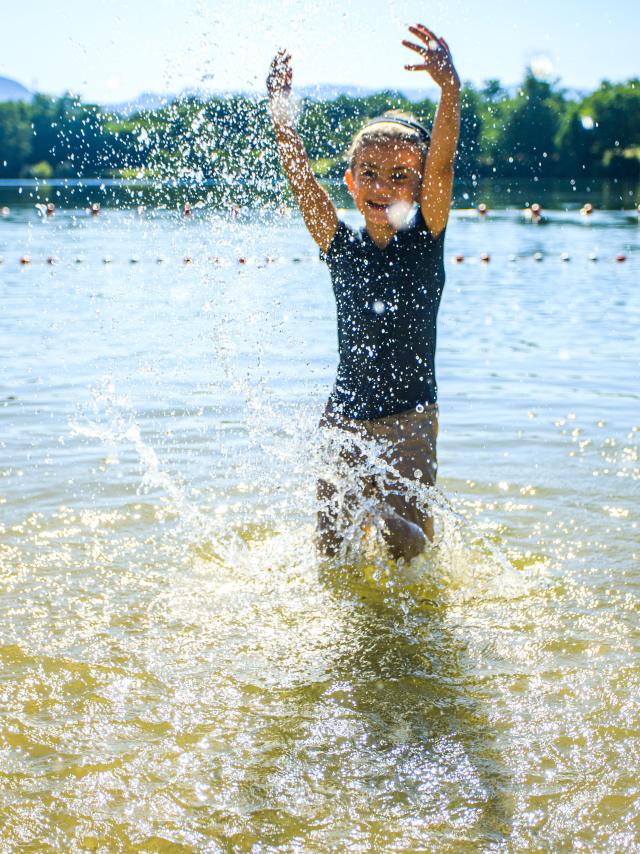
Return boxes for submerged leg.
[380,506,428,561]
[377,405,439,561]
[316,476,343,557]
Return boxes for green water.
[0,188,638,851]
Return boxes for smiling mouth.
[366,201,389,211]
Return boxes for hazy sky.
[4,0,638,102]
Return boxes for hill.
[0,76,31,102]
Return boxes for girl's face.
[346,141,424,228]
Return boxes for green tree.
[457,82,483,178]
[496,71,565,176]
[0,101,32,174]
[0,76,636,183]
[555,79,640,177]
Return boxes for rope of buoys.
[3,252,633,266]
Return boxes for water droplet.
[530,54,554,80]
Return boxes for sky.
[3,0,638,103]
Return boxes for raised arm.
[403,26,461,238]
[267,51,338,253]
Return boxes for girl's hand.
[402,24,460,91]
[267,50,293,100]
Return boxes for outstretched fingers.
[271,50,291,70]
[402,39,428,58]
[410,23,438,45]
[268,50,293,95]
[403,25,457,89]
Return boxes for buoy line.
[3,251,632,267]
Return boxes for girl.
[267,24,460,561]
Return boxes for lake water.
[1,184,639,851]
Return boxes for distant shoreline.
[0,178,217,188]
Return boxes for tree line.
[1,73,638,189]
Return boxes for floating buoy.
[90,203,100,217]
[210,256,221,264]
[238,256,247,264]
[616,254,627,262]
[524,203,542,223]
[103,256,112,264]
[561,252,571,262]
[183,255,193,264]
[183,202,192,217]
[508,253,517,263]
[454,254,464,263]
[588,252,598,262]
[292,257,302,263]
[580,202,594,216]
[129,256,140,264]
[20,255,30,265]
[533,251,544,262]
[156,256,166,264]
[265,256,275,264]
[1,207,10,217]
[46,202,55,216]
[46,256,57,265]
[477,203,488,217]
[480,252,490,263]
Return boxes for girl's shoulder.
[320,218,360,263]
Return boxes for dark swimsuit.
[320,207,446,420]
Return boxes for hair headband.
[364,115,431,142]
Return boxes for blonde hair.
[348,110,430,169]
